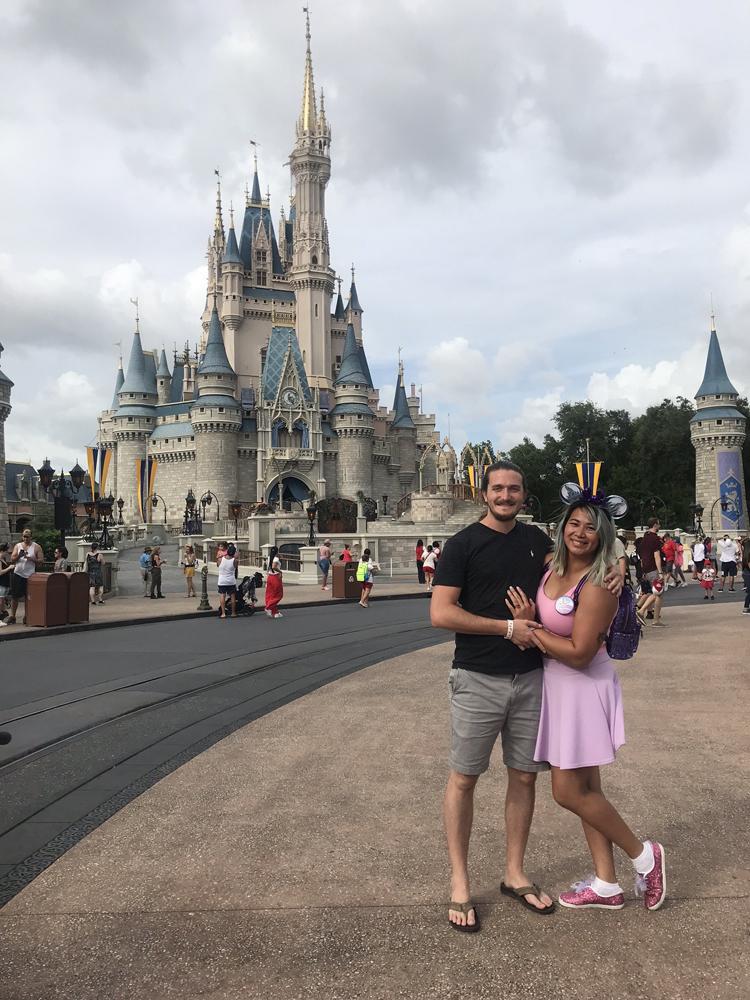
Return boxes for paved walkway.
[2,602,749,998]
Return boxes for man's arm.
[430,584,541,649]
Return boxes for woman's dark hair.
[362,548,371,559]
[481,460,527,493]
[90,542,98,551]
[226,543,236,556]
[417,538,423,546]
[269,546,279,562]
[426,544,433,551]
[0,542,9,553]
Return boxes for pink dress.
[533,569,625,770]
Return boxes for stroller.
[235,575,259,616]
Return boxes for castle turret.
[0,343,14,536]
[330,323,374,497]
[156,349,172,405]
[221,206,243,332]
[346,265,363,339]
[691,316,748,530]
[113,323,157,522]
[391,361,417,494]
[287,11,334,386]
[191,306,241,518]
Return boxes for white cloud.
[496,387,565,450]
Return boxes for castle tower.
[96,359,125,498]
[0,343,13,537]
[691,317,748,531]
[190,305,241,518]
[287,12,334,386]
[346,265,363,339]
[113,323,157,523]
[156,349,172,405]
[391,362,418,494]
[330,323,374,498]
[221,207,243,332]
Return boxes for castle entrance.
[267,476,311,508]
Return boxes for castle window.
[200,407,205,413]
[128,417,133,422]
[336,355,341,364]
[177,438,181,443]
[219,407,225,413]
[312,255,318,266]
[315,304,318,317]
[715,395,721,399]
[716,419,723,425]
[256,271,267,286]
[256,250,267,263]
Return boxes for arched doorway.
[267,476,312,507]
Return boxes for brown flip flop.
[448,900,481,933]
[500,882,556,915]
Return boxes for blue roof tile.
[334,324,370,387]
[156,349,171,378]
[262,326,312,403]
[392,375,415,429]
[150,420,194,440]
[222,225,242,264]
[198,308,234,375]
[690,406,745,423]
[695,329,738,397]
[120,331,153,396]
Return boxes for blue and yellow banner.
[467,464,490,496]
[136,458,158,522]
[86,446,112,497]
[575,461,602,495]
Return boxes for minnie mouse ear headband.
[559,461,628,520]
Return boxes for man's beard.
[487,504,518,524]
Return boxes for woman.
[54,546,71,573]
[741,541,750,614]
[182,545,197,598]
[150,546,165,599]
[340,543,353,563]
[0,542,12,624]
[265,546,284,618]
[356,547,380,608]
[86,543,105,605]
[507,499,666,912]
[422,544,437,589]
[217,543,239,618]
[415,539,425,584]
[318,539,332,591]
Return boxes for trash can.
[67,572,90,624]
[25,573,69,628]
[332,562,362,600]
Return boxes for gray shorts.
[448,667,548,775]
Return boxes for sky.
[2,0,750,468]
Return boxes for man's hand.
[603,567,623,598]
[508,618,542,649]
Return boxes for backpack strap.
[571,572,591,609]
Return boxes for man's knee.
[507,767,537,789]
[448,770,479,794]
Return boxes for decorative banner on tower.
[86,446,112,498]
[717,451,745,530]
[136,458,158,522]
[575,462,603,495]
[466,465,490,497]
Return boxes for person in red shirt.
[415,539,425,583]
[340,544,353,564]
[638,519,667,627]
[660,534,677,588]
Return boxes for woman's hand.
[529,630,549,654]
[505,586,536,621]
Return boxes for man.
[692,536,705,580]
[717,534,737,593]
[139,546,152,597]
[660,533,677,588]
[637,519,666,627]
[7,528,44,625]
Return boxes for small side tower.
[190,305,241,518]
[156,349,172,405]
[113,320,157,523]
[691,315,748,531]
[0,343,14,537]
[221,206,243,333]
[391,361,417,495]
[330,323,374,497]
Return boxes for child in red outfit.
[265,546,284,617]
[700,563,716,600]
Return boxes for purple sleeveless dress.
[533,569,625,770]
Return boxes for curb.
[0,590,431,643]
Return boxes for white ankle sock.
[591,876,622,897]
[632,840,654,875]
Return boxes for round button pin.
[555,595,575,615]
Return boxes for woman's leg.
[578,768,617,882]
[219,593,226,618]
[231,591,237,616]
[90,586,96,605]
[551,766,642,861]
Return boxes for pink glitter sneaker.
[558,878,625,910]
[635,841,667,911]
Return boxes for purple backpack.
[572,575,641,661]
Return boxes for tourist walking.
[422,544,437,589]
[415,539,425,584]
[637,519,667,627]
[150,546,165,598]
[506,496,666,912]
[217,543,239,618]
[139,546,152,596]
[660,533,678,588]
[741,542,750,613]
[318,539,332,591]
[717,534,737,592]
[672,536,686,586]
[704,537,717,572]
[692,537,705,579]
[86,543,105,605]
[0,542,12,625]
[54,546,71,573]
[356,547,380,607]
[7,528,43,625]
[182,545,198,598]
[265,546,284,617]
[431,460,624,932]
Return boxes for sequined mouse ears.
[559,462,628,520]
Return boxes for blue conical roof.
[120,330,152,395]
[199,307,234,375]
[250,169,262,204]
[392,371,415,429]
[144,351,158,394]
[334,288,346,320]
[348,278,363,312]
[222,224,242,264]
[111,364,124,408]
[156,349,171,378]
[358,343,374,390]
[170,358,185,402]
[695,328,738,397]
[334,324,369,386]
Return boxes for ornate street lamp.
[69,462,86,493]
[199,490,220,523]
[306,495,317,547]
[96,494,115,549]
[228,501,243,542]
[709,495,737,533]
[37,458,54,492]
[36,459,83,548]
[689,503,704,538]
[149,493,168,525]
[116,496,125,525]
[183,489,200,535]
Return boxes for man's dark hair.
[60,546,68,558]
[481,460,527,493]
[647,517,660,529]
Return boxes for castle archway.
[267,474,314,507]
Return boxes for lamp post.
[37,459,85,548]
[149,493,168,525]
[709,495,738,534]
[116,497,125,525]
[523,494,543,522]
[306,494,317,547]
[228,501,242,542]
[183,489,200,535]
[689,503,704,538]
[382,495,388,516]
[96,494,115,549]
[636,493,668,527]
[199,490,220,524]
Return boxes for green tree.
[625,397,695,528]
[502,435,562,521]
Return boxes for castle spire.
[214,169,224,240]
[250,150,262,205]
[298,7,318,134]
[695,317,738,398]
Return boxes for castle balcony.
[270,447,316,470]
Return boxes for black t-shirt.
[433,520,553,677]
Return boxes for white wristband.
[506,620,514,641]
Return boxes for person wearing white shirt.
[692,539,705,580]
[717,535,738,592]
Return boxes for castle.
[97,17,438,525]
[691,317,748,530]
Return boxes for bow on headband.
[559,461,628,519]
